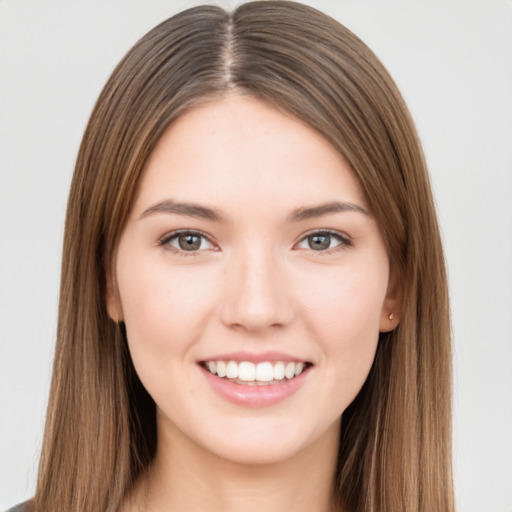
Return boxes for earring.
[388,312,394,320]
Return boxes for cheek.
[117,255,220,359]
[300,258,387,331]
[295,259,387,388]
[117,259,223,410]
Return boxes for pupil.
[309,234,330,250]
[179,234,201,251]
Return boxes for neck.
[126,416,341,512]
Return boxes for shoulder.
[4,502,31,512]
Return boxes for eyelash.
[296,229,352,255]
[158,229,352,256]
[158,230,216,257]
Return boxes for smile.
[200,360,310,386]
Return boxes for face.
[108,94,399,465]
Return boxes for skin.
[109,94,400,512]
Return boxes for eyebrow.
[140,198,370,223]
[140,199,224,221]
[288,201,370,222]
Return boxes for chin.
[180,413,341,467]
[211,437,305,466]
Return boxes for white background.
[1,1,511,510]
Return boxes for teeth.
[273,361,285,380]
[226,361,238,379]
[294,362,304,376]
[255,362,273,382]
[239,362,255,381]
[205,360,308,383]
[216,361,226,378]
[285,362,295,379]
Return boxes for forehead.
[133,94,367,216]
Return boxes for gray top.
[5,503,29,512]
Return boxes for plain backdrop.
[0,1,511,510]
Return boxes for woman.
[10,1,454,511]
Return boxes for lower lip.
[199,365,310,407]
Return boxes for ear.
[105,263,123,323]
[379,269,402,332]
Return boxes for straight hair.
[33,2,454,511]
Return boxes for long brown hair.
[33,2,454,511]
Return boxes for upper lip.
[198,351,312,364]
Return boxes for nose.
[219,246,295,333]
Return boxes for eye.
[160,230,215,253]
[295,230,351,252]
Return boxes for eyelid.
[157,228,351,255]
[294,229,352,252]
[158,229,218,254]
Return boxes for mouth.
[199,360,313,386]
